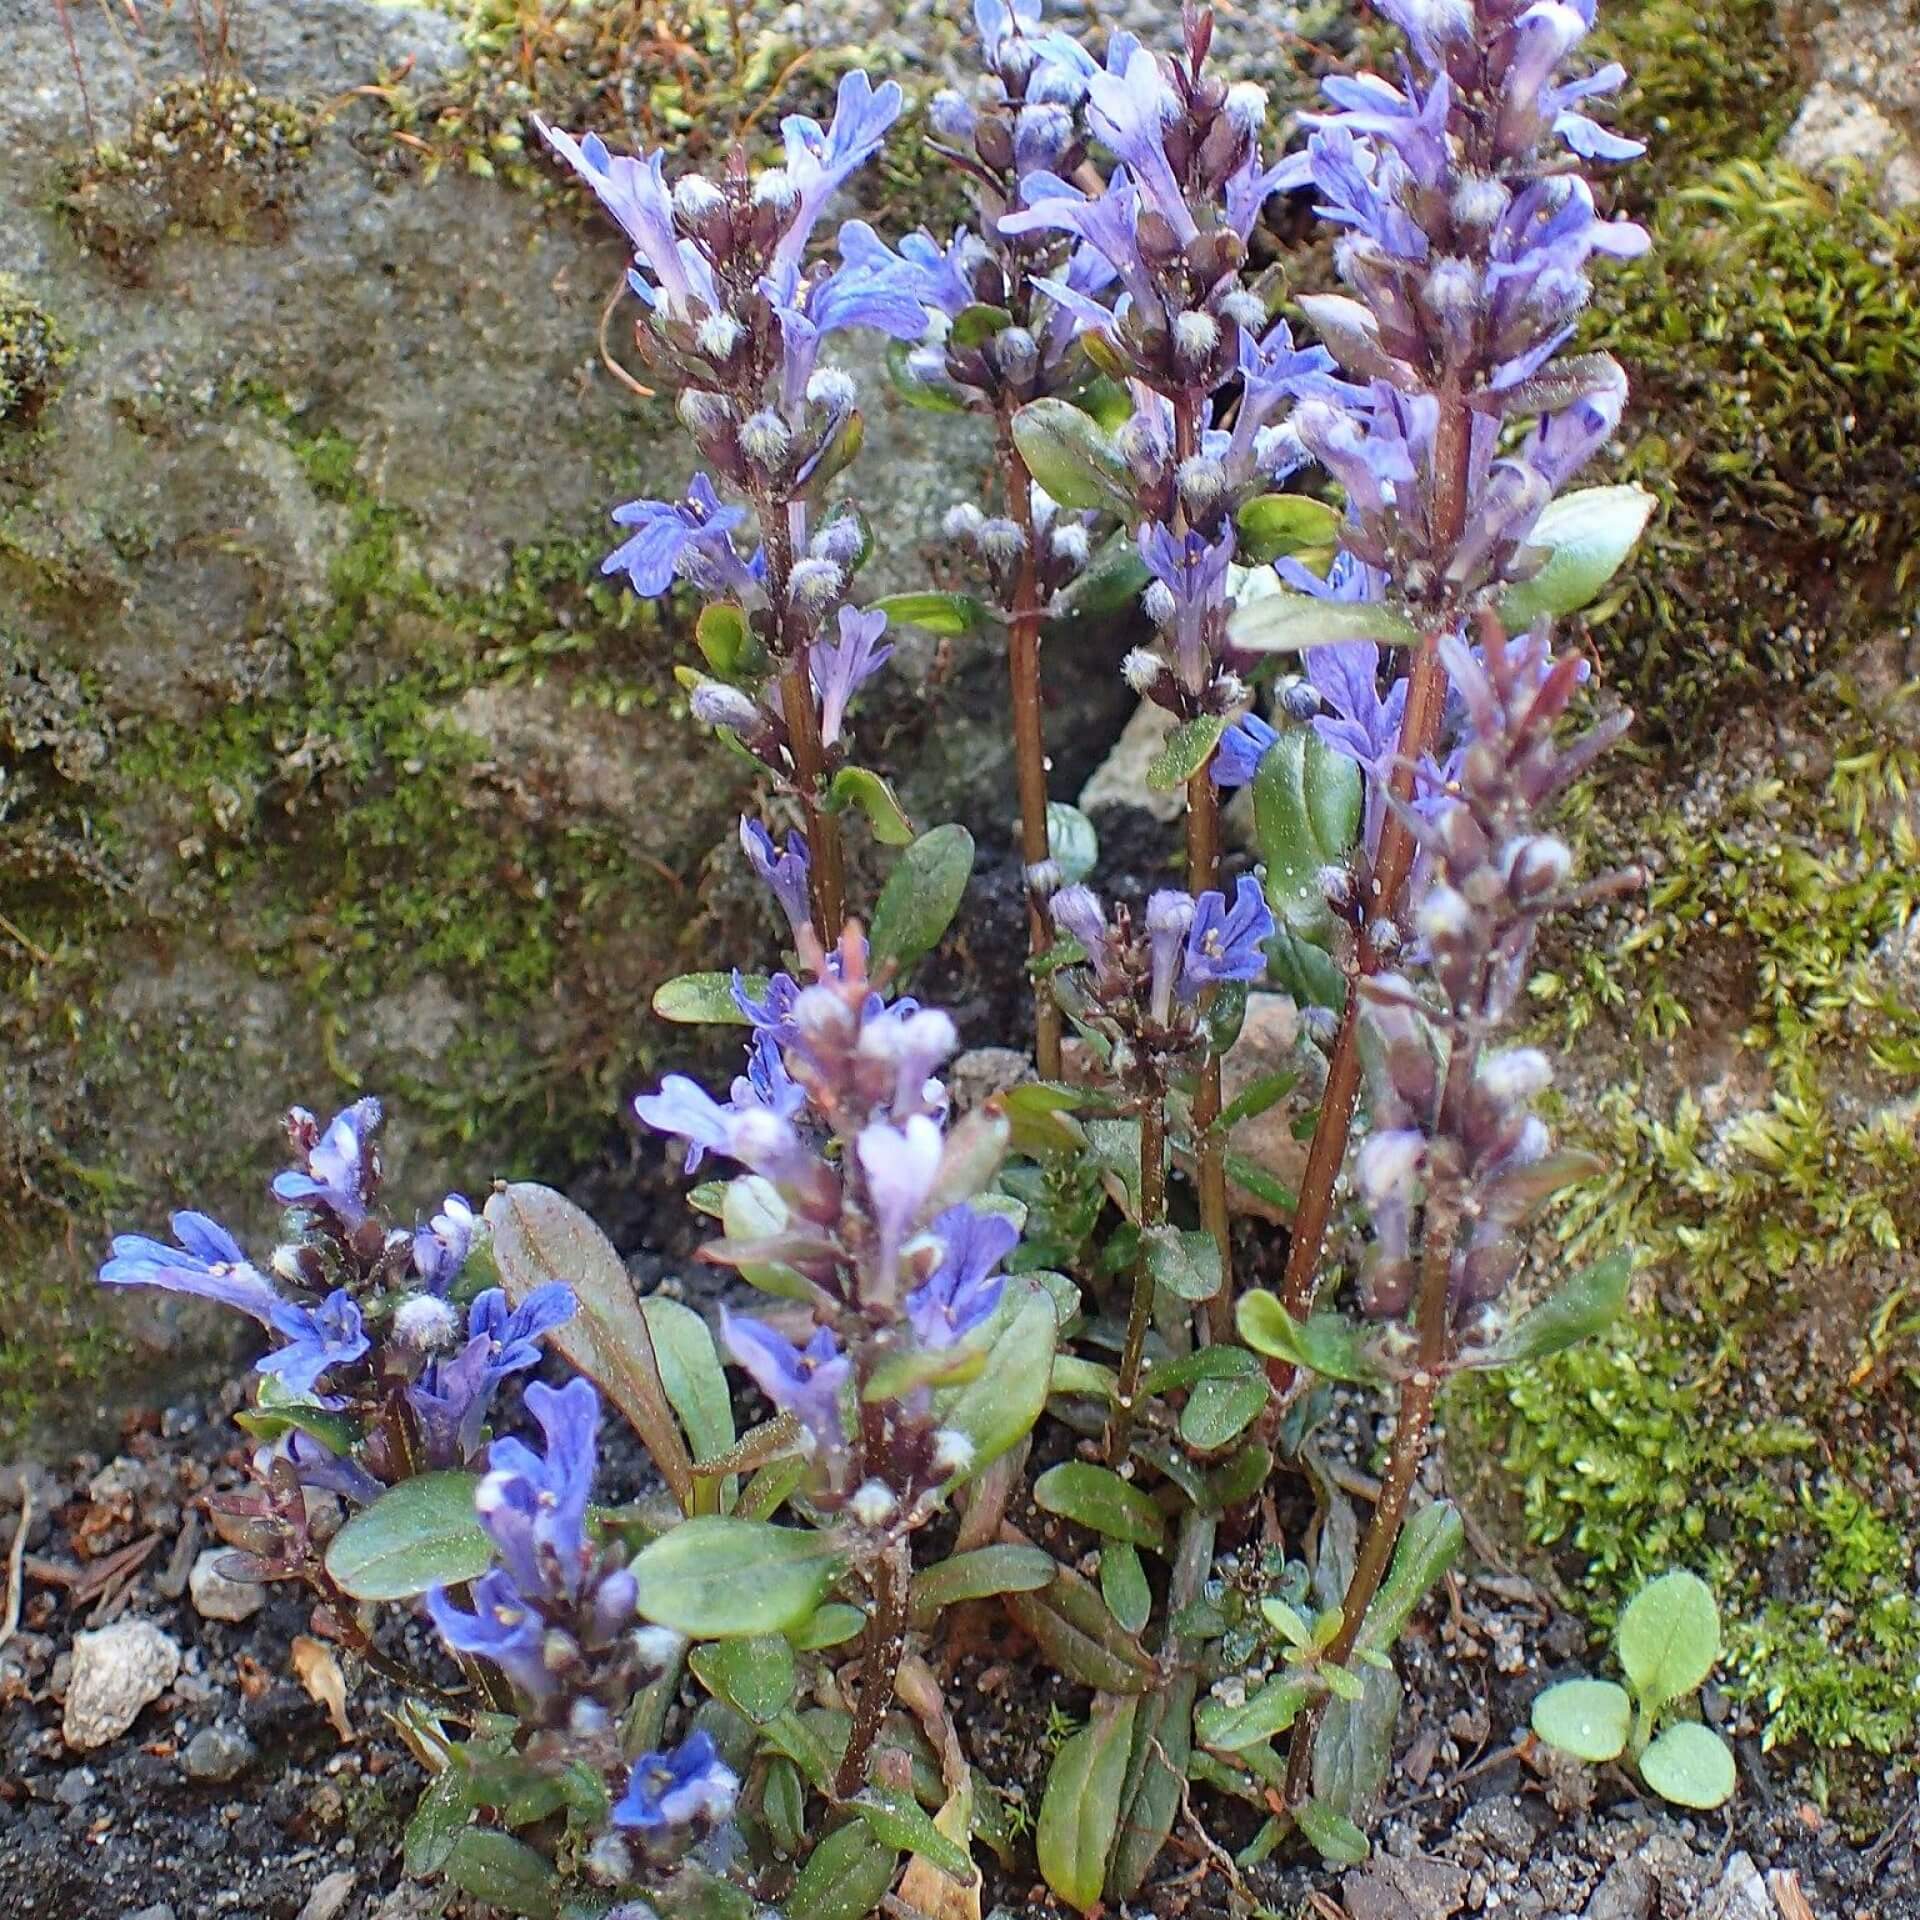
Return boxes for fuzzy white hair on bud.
[1115,415,1167,472]
[1224,81,1269,134]
[1025,858,1063,896]
[943,502,986,542]
[584,1834,635,1889]
[979,518,1029,565]
[677,388,734,437]
[1217,288,1267,330]
[849,1480,898,1527]
[694,310,743,363]
[739,409,794,467]
[1122,647,1166,693]
[1422,256,1479,317]
[1177,454,1228,510]
[631,1625,687,1672]
[1049,523,1091,569]
[269,1245,306,1284]
[1173,309,1222,362]
[1415,883,1472,944]
[689,680,761,732]
[1450,175,1510,230]
[1141,581,1178,629]
[806,367,857,413]
[1253,421,1305,475]
[752,166,798,210]
[1478,1047,1553,1104]
[1317,863,1355,909]
[931,1429,975,1476]
[672,174,725,223]
[787,556,845,612]
[393,1294,459,1351]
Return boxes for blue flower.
[1085,45,1195,243]
[1211,713,1279,792]
[1182,875,1276,993]
[426,1566,554,1702]
[1303,638,1408,856]
[732,966,804,1043]
[1004,171,1158,326]
[721,1311,850,1455]
[274,1098,382,1225]
[1145,890,1196,1024]
[1050,884,1120,989]
[769,71,906,285]
[99,1211,283,1322]
[475,1377,600,1607]
[610,1730,740,1833]
[257,1289,370,1400]
[279,1429,382,1506]
[1136,521,1234,691]
[811,604,893,748]
[408,1283,575,1465]
[535,125,719,321]
[413,1193,475,1294]
[1223,321,1345,479]
[741,818,814,944]
[856,1114,944,1288]
[605,474,757,599]
[906,1205,1015,1350]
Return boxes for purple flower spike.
[1051,883,1118,987]
[1182,875,1276,993]
[426,1567,553,1703]
[1144,890,1196,1025]
[99,1211,282,1324]
[274,1098,382,1226]
[413,1193,475,1294]
[857,1114,944,1270]
[741,818,815,944]
[722,1310,850,1455]
[611,1730,740,1833]
[476,1377,600,1607]
[811,604,893,747]
[1085,46,1195,243]
[905,1205,1015,1350]
[258,1289,370,1399]
[770,71,906,285]
[1212,713,1280,792]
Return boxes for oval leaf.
[640,1298,736,1470]
[1178,1372,1268,1452]
[324,1472,490,1602]
[853,1787,974,1880]
[688,1633,796,1724]
[1033,1462,1168,1553]
[1147,713,1228,792]
[1047,801,1099,884]
[872,591,992,637]
[1098,1541,1151,1636]
[1357,1500,1464,1654]
[1229,593,1419,654]
[1037,1697,1137,1913]
[1194,1671,1315,1753]
[1142,1223,1223,1304]
[826,765,916,846]
[652,972,762,1025]
[935,1278,1055,1477]
[869,824,975,976]
[1639,1722,1736,1809]
[1253,723,1363,941]
[1236,493,1343,565]
[910,1544,1058,1625]
[1530,1678,1632,1762]
[1499,484,1655,625]
[1616,1569,1720,1714]
[1483,1250,1633,1368]
[1295,1800,1370,1867]
[1011,398,1133,514]
[1237,1291,1383,1383]
[629,1517,841,1638]
[786,1818,899,1920]
[440,1830,556,1919]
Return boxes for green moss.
[0,280,65,427]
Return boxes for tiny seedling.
[1531,1570,1736,1809]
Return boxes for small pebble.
[62,1619,181,1750]
[189,1546,267,1623]
[182,1723,256,1784]
[297,1869,357,1920]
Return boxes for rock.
[295,1870,358,1920]
[1078,699,1185,823]
[1454,1794,1539,1863]
[948,1046,1032,1112]
[1219,992,1307,1222]
[1583,1859,1657,1920]
[188,1546,266,1623]
[61,1620,181,1750]
[53,1768,95,1808]
[125,1906,177,1920]
[1342,1855,1471,1920]
[1781,2,1920,208]
[1702,1851,1774,1920]
[181,1723,256,1784]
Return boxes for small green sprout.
[1531,1570,1737,1809]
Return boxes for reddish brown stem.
[834,1535,911,1798]
[778,653,847,942]
[998,414,1065,1079]
[1108,1092,1168,1463]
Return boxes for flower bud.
[752,166,798,211]
[739,408,793,470]
[1049,522,1091,569]
[1025,858,1063,897]
[1176,453,1228,514]
[696,310,744,361]
[1217,287,1267,331]
[677,388,735,439]
[810,515,864,571]
[1224,81,1269,135]
[932,1428,975,1476]
[1173,309,1222,367]
[1415,883,1472,946]
[848,1480,898,1527]
[1503,833,1572,903]
[979,518,1028,565]
[787,556,845,617]
[585,1835,635,1888]
[689,679,764,734]
[989,325,1040,384]
[632,1625,687,1678]
[927,87,976,144]
[1478,1047,1552,1104]
[806,367,857,414]
[1122,647,1167,694]
[1142,581,1177,628]
[943,502,986,543]
[1013,102,1074,176]
[392,1293,459,1353]
[672,174,725,226]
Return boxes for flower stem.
[998,409,1065,1079]
[1107,1092,1168,1464]
[834,1534,912,1799]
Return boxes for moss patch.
[0,281,66,428]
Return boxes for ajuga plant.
[95,0,1673,1911]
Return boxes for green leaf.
[1358,1502,1465,1655]
[1499,484,1655,625]
[651,971,762,1024]
[1261,1597,1315,1651]
[1006,1562,1157,1693]
[1480,1251,1634,1368]
[1214,1068,1299,1136]
[1313,1658,1400,1829]
[688,1633,796,1725]
[1201,1441,1273,1513]
[869,824,975,975]
[440,1830,556,1918]
[1050,528,1149,626]
[886,338,970,413]
[1047,802,1099,884]
[485,1183,698,1511]
[935,1277,1056,1476]
[1295,1800,1370,1867]
[1639,1722,1736,1809]
[1011,397,1134,514]
[1000,1081,1089,1159]
[324,1472,490,1602]
[1099,1542,1151,1635]
[909,1544,1058,1625]
[853,1786,974,1879]
[694,601,762,677]
[950,302,1014,347]
[788,1601,868,1651]
[1237,1291,1382,1383]
[1106,1670,1195,1897]
[785,1818,899,1920]
[1616,1569,1721,1714]
[1235,493,1343,564]
[1194,1672,1315,1752]
[1228,593,1420,654]
[762,1754,806,1855]
[720,1176,812,1301]
[1531,1678,1633,1762]
[1140,1223,1223,1305]
[403,1764,474,1877]
[629,1517,841,1638]
[1141,1343,1264,1398]
[639,1298,736,1474]
[1033,1462,1169,1553]
[1179,1372,1269,1452]
[1147,712,1228,791]
[1253,722,1364,941]
[234,1384,361,1458]
[1037,1697,1138,1913]
[872,590,993,637]
[823,765,915,845]
[1266,924,1347,1013]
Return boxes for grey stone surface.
[181,1722,256,1783]
[188,1545,266,1622]
[61,1620,181,1750]
[1782,0,1920,206]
